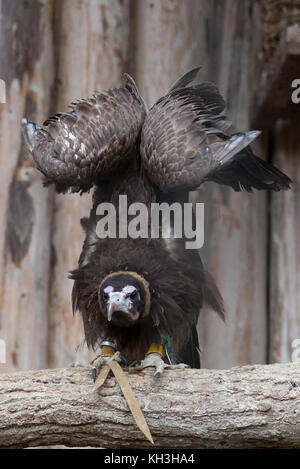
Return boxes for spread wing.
[140,70,291,193]
[22,74,146,193]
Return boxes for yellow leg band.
[145,343,165,357]
[101,345,116,357]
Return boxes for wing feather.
[140,72,291,192]
[22,75,146,193]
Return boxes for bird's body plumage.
[70,165,211,365]
[22,68,291,369]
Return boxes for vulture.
[21,68,291,378]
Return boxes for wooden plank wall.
[0,0,55,372]
[0,0,297,373]
[270,122,300,364]
[197,0,268,368]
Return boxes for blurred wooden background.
[0,0,299,373]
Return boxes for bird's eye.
[130,291,137,300]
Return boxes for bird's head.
[98,271,151,326]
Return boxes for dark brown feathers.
[207,146,292,191]
[21,68,291,367]
[22,68,291,195]
[141,83,263,192]
[140,77,291,193]
[70,234,206,362]
[22,75,146,193]
[69,170,224,364]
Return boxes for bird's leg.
[91,339,127,382]
[132,342,188,379]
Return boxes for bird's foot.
[130,343,189,379]
[132,352,166,379]
[132,353,189,379]
[91,340,127,382]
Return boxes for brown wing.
[22,74,146,193]
[140,71,291,193]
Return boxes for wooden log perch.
[1,363,300,449]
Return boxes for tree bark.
[1,362,300,449]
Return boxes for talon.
[128,359,141,368]
[119,353,128,367]
[128,360,142,373]
[135,352,167,378]
[92,367,97,382]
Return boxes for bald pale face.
[100,281,143,325]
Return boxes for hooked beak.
[107,301,118,322]
[106,292,131,322]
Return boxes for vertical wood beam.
[198,0,268,368]
[129,0,210,104]
[269,121,300,363]
[0,0,55,371]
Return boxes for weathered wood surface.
[269,121,300,364]
[252,24,300,127]
[198,0,268,368]
[1,363,300,449]
[0,0,55,372]
[129,0,210,106]
[261,0,300,62]
[251,0,300,125]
